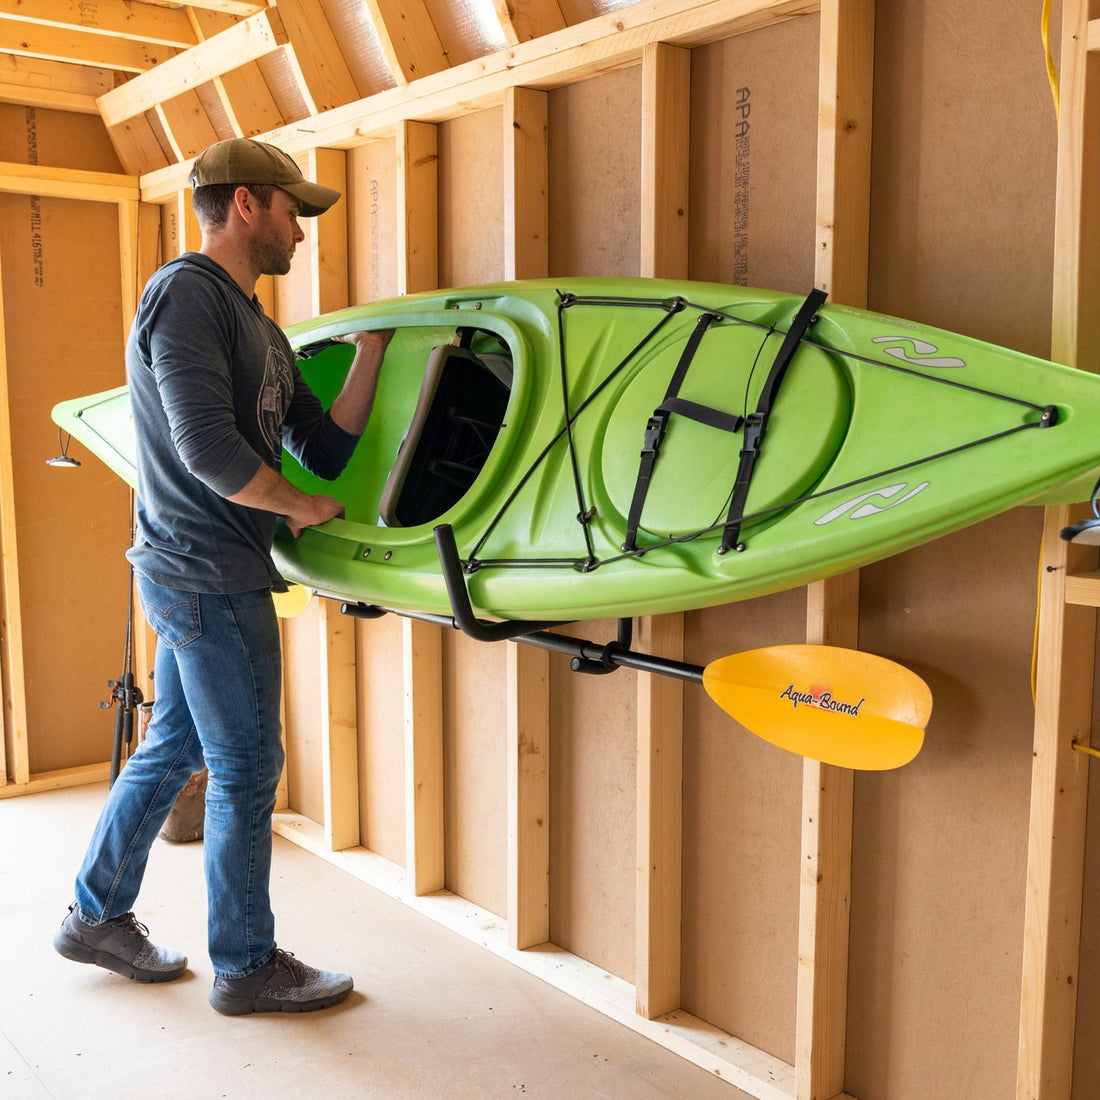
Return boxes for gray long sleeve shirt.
[126,253,357,593]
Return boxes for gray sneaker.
[53,904,188,982]
[209,949,353,1015]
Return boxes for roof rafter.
[152,0,266,16]
[0,16,174,72]
[494,0,566,46]
[365,0,449,84]
[97,8,286,126]
[0,0,198,49]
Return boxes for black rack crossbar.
[337,523,704,684]
[340,598,704,683]
[340,599,705,684]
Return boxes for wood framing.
[366,0,449,84]
[137,0,820,201]
[503,86,548,281]
[640,42,690,280]
[634,39,690,1023]
[96,9,286,129]
[506,641,551,949]
[1017,3,1100,1095]
[319,598,360,851]
[0,160,138,793]
[395,120,437,296]
[403,617,445,895]
[272,0,360,112]
[0,243,27,786]
[794,4,873,1097]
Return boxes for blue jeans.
[74,575,285,978]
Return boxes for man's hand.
[335,329,394,355]
[227,464,346,536]
[284,493,345,538]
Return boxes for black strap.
[623,312,730,551]
[719,288,828,553]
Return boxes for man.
[53,137,392,1015]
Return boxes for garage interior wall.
[1,2,1098,1098]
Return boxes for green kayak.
[52,277,1100,623]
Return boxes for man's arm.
[229,329,394,536]
[226,462,344,537]
[328,329,394,435]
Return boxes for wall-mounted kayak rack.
[339,523,704,684]
[337,523,932,771]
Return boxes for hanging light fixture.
[46,428,81,468]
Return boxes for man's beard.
[250,225,292,276]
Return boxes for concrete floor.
[1,784,752,1099]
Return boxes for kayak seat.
[378,341,512,527]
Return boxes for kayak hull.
[53,277,1100,623]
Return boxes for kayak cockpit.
[291,322,516,531]
[378,332,513,526]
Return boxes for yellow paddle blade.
[702,644,932,770]
[273,584,313,618]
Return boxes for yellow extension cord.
[1042,0,1060,119]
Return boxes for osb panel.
[867,1,1057,355]
[681,590,804,1063]
[548,68,641,279]
[549,625,638,983]
[0,193,130,773]
[844,1,1061,1094]
[0,104,122,174]
[282,599,324,824]
[438,107,504,289]
[348,140,399,305]
[442,629,507,915]
[355,614,406,866]
[159,203,184,263]
[687,14,818,292]
[849,511,1040,1098]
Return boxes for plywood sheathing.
[0,106,134,781]
[548,68,642,278]
[687,16,819,291]
[438,107,504,288]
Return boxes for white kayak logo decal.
[814,481,931,526]
[871,335,965,368]
[779,681,865,717]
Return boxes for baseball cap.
[190,138,340,217]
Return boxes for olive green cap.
[189,138,339,217]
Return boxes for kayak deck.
[53,277,1100,622]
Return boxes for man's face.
[249,187,305,276]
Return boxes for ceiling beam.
[97,8,286,127]
[0,159,138,202]
[0,0,197,48]
[157,0,266,16]
[0,16,174,72]
[137,0,817,199]
[0,54,114,113]
[188,7,286,138]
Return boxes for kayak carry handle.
[433,524,567,642]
